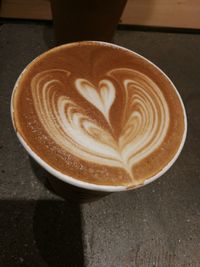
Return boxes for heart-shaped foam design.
[31,68,169,180]
[75,78,115,125]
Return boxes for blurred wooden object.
[0,0,52,20]
[121,0,200,29]
[0,0,200,29]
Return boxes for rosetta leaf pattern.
[31,68,169,181]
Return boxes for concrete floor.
[0,21,200,266]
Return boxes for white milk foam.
[31,68,169,181]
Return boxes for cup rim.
[11,40,187,192]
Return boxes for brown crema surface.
[12,42,185,187]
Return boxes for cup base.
[48,176,111,203]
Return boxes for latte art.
[31,67,169,181]
[76,78,115,125]
[12,42,186,187]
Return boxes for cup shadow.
[27,158,85,266]
[34,199,84,267]
[0,200,84,267]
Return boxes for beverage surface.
[12,42,185,187]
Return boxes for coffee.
[12,42,186,188]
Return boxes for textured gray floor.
[0,21,200,266]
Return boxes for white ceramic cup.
[11,42,187,199]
